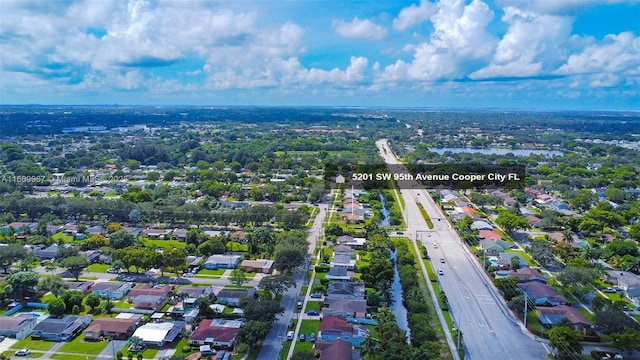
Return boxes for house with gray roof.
[0,315,38,339]
[204,254,241,269]
[327,281,365,300]
[92,282,133,300]
[32,315,92,341]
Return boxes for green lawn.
[11,338,57,351]
[3,350,44,358]
[114,298,132,309]
[304,301,321,312]
[87,263,111,273]
[226,241,249,252]
[173,337,197,358]
[298,319,320,337]
[198,269,226,276]
[142,238,186,250]
[52,232,74,243]
[51,355,95,360]
[138,347,159,359]
[504,249,536,266]
[299,286,308,297]
[58,335,108,354]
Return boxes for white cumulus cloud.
[333,18,387,41]
[470,7,573,79]
[393,0,438,30]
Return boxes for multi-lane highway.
[377,139,549,360]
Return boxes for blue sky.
[1,0,639,110]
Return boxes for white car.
[183,273,195,278]
[438,269,444,276]
[15,349,30,356]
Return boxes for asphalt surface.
[377,139,549,360]
[256,203,326,360]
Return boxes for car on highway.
[433,243,438,248]
[307,310,320,316]
[15,349,30,356]
[440,258,445,263]
[438,269,444,275]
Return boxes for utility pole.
[523,291,528,329]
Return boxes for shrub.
[182,345,191,353]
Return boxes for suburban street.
[256,203,326,360]
[377,139,549,360]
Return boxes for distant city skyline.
[1,0,639,110]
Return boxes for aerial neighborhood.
[0,106,639,360]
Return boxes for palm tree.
[361,336,379,360]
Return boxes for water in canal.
[390,250,411,342]
[379,193,390,227]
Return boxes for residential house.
[32,315,93,341]
[537,305,591,332]
[480,239,510,255]
[318,316,369,347]
[626,287,640,305]
[496,267,546,283]
[551,201,570,211]
[0,315,38,339]
[204,254,241,270]
[83,317,140,341]
[470,221,493,230]
[189,319,243,349]
[215,288,256,306]
[81,250,100,263]
[85,226,105,235]
[517,282,567,306]
[186,255,203,268]
[142,228,172,239]
[177,286,214,310]
[333,245,355,258]
[92,282,133,300]
[122,227,142,237]
[131,321,185,347]
[478,230,502,240]
[525,215,542,228]
[341,213,361,224]
[0,222,36,235]
[240,259,274,274]
[128,285,172,311]
[607,271,640,291]
[65,281,94,295]
[326,266,353,281]
[331,253,356,270]
[32,243,61,260]
[313,339,362,360]
[336,237,366,250]
[172,228,188,242]
[322,298,367,319]
[496,252,528,269]
[327,282,365,300]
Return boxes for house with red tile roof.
[189,319,242,349]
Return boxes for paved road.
[256,203,326,360]
[377,139,549,360]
